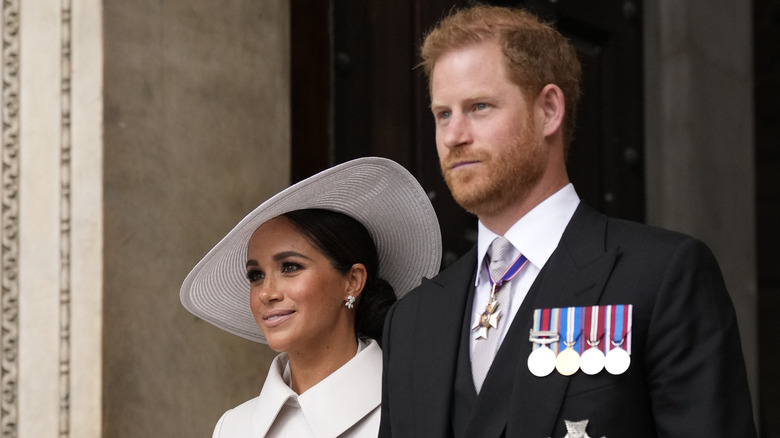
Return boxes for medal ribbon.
[532,305,633,358]
[609,304,633,354]
[583,306,606,353]
[532,308,548,333]
[486,253,529,288]
[551,308,561,353]
[473,250,528,340]
[624,304,633,354]
[531,308,559,352]
[597,305,607,353]
[558,307,582,353]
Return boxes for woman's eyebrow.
[272,251,311,262]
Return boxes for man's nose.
[439,114,472,150]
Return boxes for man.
[379,5,756,438]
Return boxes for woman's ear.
[537,83,565,138]
[345,263,368,300]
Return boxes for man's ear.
[345,263,368,299]
[537,83,565,138]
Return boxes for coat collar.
[252,352,294,436]
[252,339,382,437]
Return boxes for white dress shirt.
[469,184,580,362]
[212,338,382,438]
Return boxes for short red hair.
[420,5,582,149]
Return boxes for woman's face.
[246,216,357,354]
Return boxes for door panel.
[291,0,644,267]
[506,0,645,221]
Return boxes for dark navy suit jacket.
[379,203,756,438]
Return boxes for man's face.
[430,41,547,218]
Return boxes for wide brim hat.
[180,156,442,343]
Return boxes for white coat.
[212,338,382,438]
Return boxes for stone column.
[644,0,758,419]
[3,0,105,436]
[1,0,290,436]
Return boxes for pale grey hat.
[180,156,442,343]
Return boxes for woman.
[180,157,442,437]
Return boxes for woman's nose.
[257,281,282,304]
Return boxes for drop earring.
[345,295,356,309]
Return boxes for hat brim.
[180,157,442,343]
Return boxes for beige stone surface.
[644,0,758,418]
[17,1,63,436]
[101,0,289,436]
[2,0,289,437]
[71,0,105,436]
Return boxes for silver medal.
[528,329,559,377]
[528,344,557,377]
[605,346,630,375]
[580,346,606,375]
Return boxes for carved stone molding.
[59,0,73,436]
[1,0,20,436]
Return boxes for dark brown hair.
[282,209,396,344]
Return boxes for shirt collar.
[476,184,580,286]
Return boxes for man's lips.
[448,159,480,170]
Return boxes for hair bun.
[355,277,396,345]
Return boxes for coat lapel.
[507,203,619,437]
[411,246,477,437]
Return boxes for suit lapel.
[533,203,618,307]
[412,246,477,436]
[507,204,620,437]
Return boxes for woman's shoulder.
[211,395,261,438]
[212,352,291,437]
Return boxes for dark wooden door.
[291,0,644,267]
[504,0,646,223]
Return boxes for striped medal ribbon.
[605,304,633,375]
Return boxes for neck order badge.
[472,249,529,340]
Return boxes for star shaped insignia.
[473,308,501,340]
[563,419,590,438]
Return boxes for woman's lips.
[263,310,295,327]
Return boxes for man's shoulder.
[423,245,476,285]
[606,216,704,253]
[396,245,476,303]
[574,202,701,249]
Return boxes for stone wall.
[102,1,290,436]
[1,0,289,436]
[644,0,758,422]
